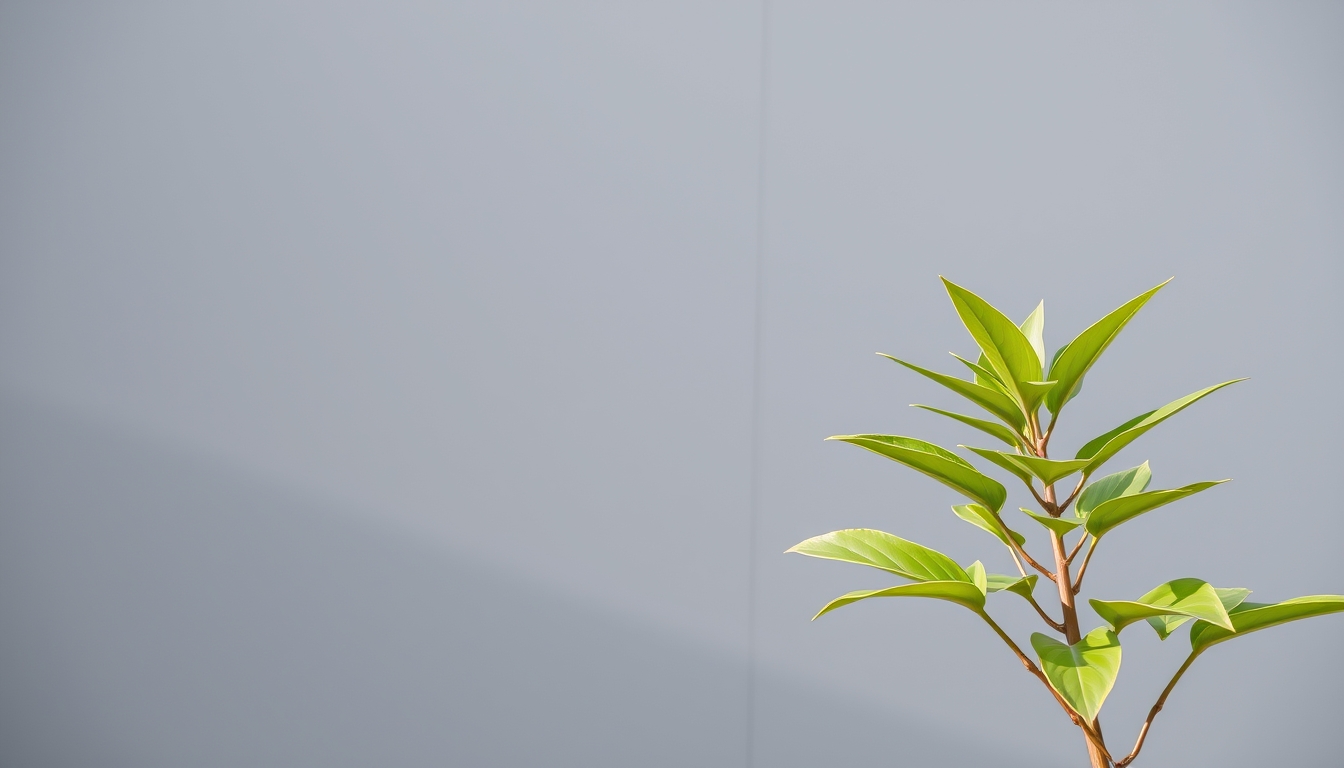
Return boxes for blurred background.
[1,2,1340,766]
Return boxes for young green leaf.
[1046,279,1170,414]
[1075,462,1152,518]
[1084,481,1227,539]
[912,405,1023,447]
[1189,595,1344,654]
[1090,579,1234,636]
[1076,380,1246,475]
[952,504,1027,549]
[1019,380,1059,412]
[941,277,1043,403]
[955,354,1012,393]
[1020,300,1046,368]
[880,354,1028,430]
[965,560,988,595]
[987,573,1039,600]
[1048,343,1082,407]
[1031,628,1122,723]
[1020,507,1084,537]
[964,448,1090,487]
[829,434,1009,512]
[811,580,987,619]
[1147,587,1251,639]
[786,529,970,582]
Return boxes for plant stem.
[1114,653,1199,766]
[1072,538,1098,594]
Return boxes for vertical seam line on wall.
[746,2,770,768]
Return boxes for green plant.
[788,278,1343,767]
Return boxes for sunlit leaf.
[1020,301,1046,368]
[1148,587,1252,639]
[829,434,1008,512]
[965,448,1090,486]
[1075,463,1152,518]
[880,354,1027,430]
[812,580,987,619]
[912,405,1023,447]
[786,529,969,582]
[956,354,1012,394]
[1076,381,1246,474]
[1046,280,1170,414]
[1020,507,1083,537]
[1189,595,1344,654]
[1090,579,1233,636]
[1032,628,1122,722]
[965,560,988,595]
[987,573,1039,601]
[941,278,1043,404]
[952,504,1027,549]
[1084,481,1227,539]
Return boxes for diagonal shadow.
[0,393,1039,767]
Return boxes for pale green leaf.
[786,529,969,582]
[1020,301,1046,368]
[1048,343,1082,406]
[1020,380,1059,411]
[987,573,1039,601]
[1090,578,1233,636]
[956,354,1012,394]
[880,354,1027,430]
[912,405,1024,447]
[1075,463,1152,518]
[1032,628,1122,722]
[964,447,1090,486]
[1020,507,1084,537]
[966,560,988,595]
[812,580,987,619]
[1076,381,1246,474]
[952,503,1027,548]
[829,434,1009,512]
[1084,481,1227,539]
[1046,279,1170,413]
[1190,595,1344,654]
[941,278,1043,402]
[1148,587,1252,639]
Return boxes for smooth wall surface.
[1,2,1340,766]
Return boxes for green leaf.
[952,504,1027,548]
[786,529,969,582]
[956,354,1011,393]
[1032,627,1122,722]
[1090,579,1234,636]
[965,560,988,595]
[1075,462,1152,518]
[829,434,1009,512]
[812,580,987,619]
[1076,381,1246,474]
[961,446,1034,486]
[1048,343,1082,406]
[1019,380,1059,411]
[880,354,1028,431]
[1147,587,1252,639]
[912,405,1023,448]
[1045,279,1170,414]
[941,278,1043,403]
[987,573,1039,600]
[1020,507,1083,537]
[1020,301,1046,368]
[1189,595,1344,654]
[1084,481,1227,539]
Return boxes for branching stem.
[1114,653,1200,766]
[1072,538,1098,595]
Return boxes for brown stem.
[1057,474,1087,516]
[1072,538,1098,595]
[990,510,1056,582]
[1066,532,1089,564]
[1114,653,1199,767]
[1025,593,1066,633]
[977,611,1110,752]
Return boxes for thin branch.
[1072,538,1098,595]
[976,611,1110,755]
[1066,532,1089,564]
[1007,541,1028,578]
[1057,474,1087,516]
[1028,483,1057,515]
[1025,593,1066,633]
[1040,410,1059,451]
[1114,653,1200,767]
[988,510,1056,582]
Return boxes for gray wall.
[0,2,1339,766]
